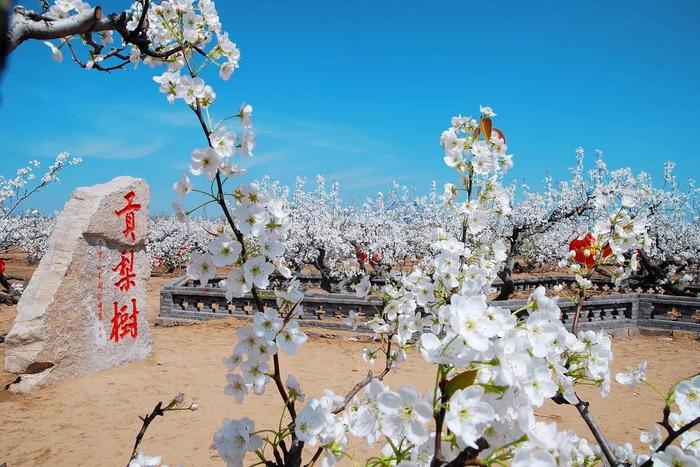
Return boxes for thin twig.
[128,401,165,465]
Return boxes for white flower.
[85,55,104,69]
[276,321,307,355]
[295,399,329,444]
[448,294,498,352]
[235,204,267,237]
[640,424,662,450]
[420,332,467,365]
[355,276,371,298]
[651,445,700,467]
[362,348,377,365]
[445,386,494,448]
[190,147,222,180]
[260,237,285,259]
[523,365,558,406]
[680,430,700,456]
[211,418,262,467]
[211,128,236,158]
[343,310,360,331]
[173,173,192,200]
[128,451,162,467]
[377,386,432,445]
[172,202,188,223]
[187,253,216,287]
[675,375,700,419]
[176,76,208,105]
[43,41,63,63]
[224,268,250,299]
[286,374,306,402]
[273,258,292,278]
[512,448,556,467]
[208,237,242,267]
[253,308,283,340]
[243,256,274,289]
[239,103,253,128]
[220,60,237,80]
[241,358,269,390]
[224,373,248,404]
[615,361,647,389]
[479,105,497,117]
[575,274,593,289]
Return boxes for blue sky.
[1,0,699,214]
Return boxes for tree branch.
[8,6,107,52]
[128,401,165,465]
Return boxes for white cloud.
[34,137,166,160]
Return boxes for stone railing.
[272,273,697,296]
[158,276,700,337]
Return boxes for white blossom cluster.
[614,363,700,464]
[558,196,649,289]
[146,216,221,272]
[206,108,632,466]
[29,2,700,465]
[1,152,80,261]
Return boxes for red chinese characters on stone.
[110,298,139,343]
[108,190,143,344]
[113,249,136,292]
[115,191,141,242]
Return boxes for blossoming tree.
[0,152,80,304]
[7,1,700,466]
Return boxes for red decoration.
[358,251,368,263]
[115,191,142,242]
[109,298,139,343]
[568,233,612,267]
[113,249,136,292]
[0,258,5,276]
[371,252,382,264]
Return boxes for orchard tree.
[9,2,700,466]
[0,152,80,304]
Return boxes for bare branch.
[8,6,112,52]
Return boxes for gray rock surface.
[4,176,152,393]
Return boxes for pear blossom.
[128,451,162,467]
[376,386,432,445]
[276,321,307,355]
[187,253,216,287]
[210,128,236,158]
[675,375,700,419]
[173,173,192,200]
[224,373,248,404]
[190,147,222,180]
[207,237,241,266]
[243,256,274,289]
[355,275,371,297]
[239,104,253,128]
[445,386,494,448]
[615,361,648,389]
[43,41,63,63]
[651,445,700,467]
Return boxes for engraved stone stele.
[4,176,152,393]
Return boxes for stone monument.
[4,176,153,393]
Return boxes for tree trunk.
[314,248,334,293]
[495,229,521,301]
[634,250,694,296]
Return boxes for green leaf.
[445,369,477,397]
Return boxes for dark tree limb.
[128,401,165,465]
[552,393,620,466]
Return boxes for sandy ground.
[0,258,699,466]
